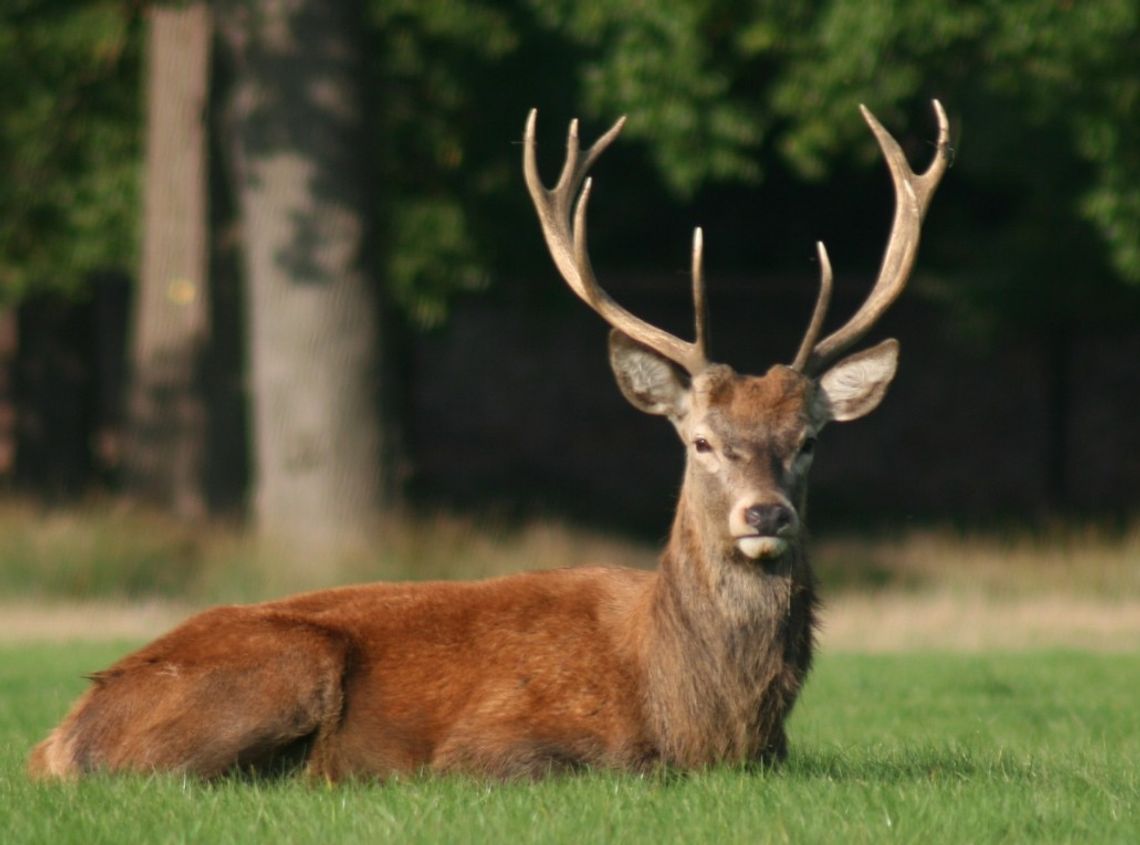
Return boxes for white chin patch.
[736,536,789,560]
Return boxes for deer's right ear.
[608,330,690,419]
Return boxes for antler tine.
[791,242,833,372]
[803,99,951,375]
[524,110,708,375]
[692,227,709,356]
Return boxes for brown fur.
[28,363,833,782]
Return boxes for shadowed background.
[0,1,1137,622]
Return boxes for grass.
[1,644,1136,844]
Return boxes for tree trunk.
[125,3,211,518]
[219,0,385,552]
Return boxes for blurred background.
[0,1,1137,643]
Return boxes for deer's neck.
[641,492,817,766]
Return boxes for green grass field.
[2,643,1136,844]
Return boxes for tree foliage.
[536,1,1140,328]
[2,0,1138,329]
[361,0,519,325]
[760,0,1140,333]
[0,0,140,304]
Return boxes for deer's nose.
[744,504,794,537]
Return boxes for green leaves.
[0,0,140,304]
[556,0,763,194]
[768,0,1140,292]
[388,197,487,328]
[4,0,1138,324]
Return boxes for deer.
[28,101,949,781]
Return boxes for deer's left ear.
[814,338,899,424]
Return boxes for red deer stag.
[29,102,949,780]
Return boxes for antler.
[793,100,951,376]
[524,110,709,375]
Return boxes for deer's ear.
[609,330,690,419]
[815,338,899,423]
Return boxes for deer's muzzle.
[731,499,798,560]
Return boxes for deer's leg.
[431,722,594,780]
[28,613,350,779]
[752,723,788,768]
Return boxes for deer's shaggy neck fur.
[642,478,818,767]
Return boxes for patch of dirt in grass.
[820,592,1140,652]
[0,600,194,643]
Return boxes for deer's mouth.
[735,536,789,560]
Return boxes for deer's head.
[525,104,950,563]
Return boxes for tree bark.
[125,3,211,518]
[219,0,385,552]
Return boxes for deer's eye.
[694,438,713,454]
[800,436,817,456]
